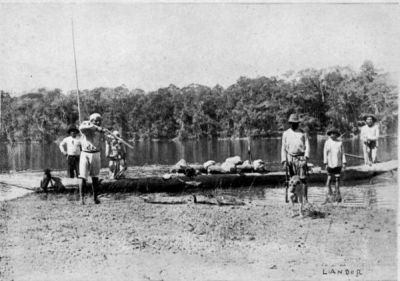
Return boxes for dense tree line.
[0,61,397,142]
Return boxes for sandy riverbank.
[0,165,171,201]
[0,173,397,281]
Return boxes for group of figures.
[58,111,379,206]
[59,113,128,204]
[281,113,379,216]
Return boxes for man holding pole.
[106,130,127,179]
[281,114,310,202]
[78,113,108,204]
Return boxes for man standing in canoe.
[281,114,310,201]
[106,130,127,179]
[59,126,81,178]
[360,114,379,166]
[78,113,109,204]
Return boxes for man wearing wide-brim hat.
[360,113,379,165]
[281,113,310,200]
[59,125,81,178]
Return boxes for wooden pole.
[71,18,82,124]
[345,153,364,160]
[247,136,252,163]
[0,91,2,132]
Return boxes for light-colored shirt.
[360,124,379,146]
[323,138,346,168]
[281,128,310,161]
[106,140,126,159]
[79,121,104,152]
[59,136,81,156]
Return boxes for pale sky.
[0,3,399,94]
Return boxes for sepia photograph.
[0,2,398,281]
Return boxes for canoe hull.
[99,161,398,193]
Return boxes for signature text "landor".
[323,268,362,277]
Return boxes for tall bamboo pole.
[0,91,2,132]
[71,18,82,124]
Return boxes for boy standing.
[323,128,346,203]
[59,126,81,178]
[78,113,108,204]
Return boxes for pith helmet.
[89,113,102,121]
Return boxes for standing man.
[281,114,310,201]
[79,113,108,204]
[360,114,379,166]
[59,126,81,178]
[106,130,127,179]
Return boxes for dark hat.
[363,114,377,122]
[327,127,340,136]
[67,126,79,134]
[288,114,301,123]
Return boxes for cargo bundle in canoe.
[98,160,398,193]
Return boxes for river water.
[0,135,396,172]
[0,136,397,202]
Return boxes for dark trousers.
[287,155,308,180]
[67,155,80,178]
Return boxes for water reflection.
[0,136,397,172]
[192,172,397,210]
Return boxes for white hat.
[89,113,102,121]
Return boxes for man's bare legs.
[79,178,100,204]
[92,177,100,204]
[79,178,86,205]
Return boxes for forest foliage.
[0,61,397,142]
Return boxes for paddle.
[105,129,134,150]
[284,153,289,203]
[93,125,134,150]
[344,153,364,160]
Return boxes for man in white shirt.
[79,113,107,204]
[360,114,379,166]
[281,114,310,201]
[59,126,81,178]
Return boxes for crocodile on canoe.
[98,160,398,193]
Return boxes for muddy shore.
[0,173,397,281]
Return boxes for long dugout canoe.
[98,160,398,193]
